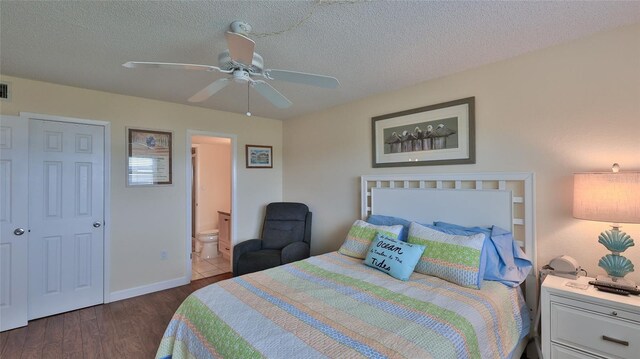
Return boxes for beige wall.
[0,75,283,293]
[283,24,640,283]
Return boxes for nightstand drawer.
[553,295,640,323]
[551,302,640,358]
[551,344,601,359]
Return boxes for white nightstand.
[541,275,640,358]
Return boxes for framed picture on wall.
[127,127,173,186]
[246,145,273,169]
[371,97,475,167]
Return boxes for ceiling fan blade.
[264,69,339,89]
[122,61,228,73]
[188,78,230,103]
[225,31,255,66]
[252,81,292,109]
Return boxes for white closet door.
[28,119,105,320]
[0,115,29,331]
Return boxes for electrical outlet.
[160,250,168,260]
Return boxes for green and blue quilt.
[157,252,529,359]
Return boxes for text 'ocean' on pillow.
[364,233,425,281]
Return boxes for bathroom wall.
[193,136,231,233]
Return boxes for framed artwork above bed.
[371,97,475,167]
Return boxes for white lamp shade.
[573,171,640,223]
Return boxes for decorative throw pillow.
[408,222,486,289]
[364,233,426,281]
[338,220,403,259]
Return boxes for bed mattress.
[157,251,529,359]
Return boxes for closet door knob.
[13,228,25,236]
[93,222,102,228]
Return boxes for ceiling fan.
[123,21,339,110]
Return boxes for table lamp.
[573,164,640,287]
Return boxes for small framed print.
[127,128,173,186]
[246,145,273,169]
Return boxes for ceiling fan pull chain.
[246,82,252,117]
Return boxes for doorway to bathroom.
[190,134,234,280]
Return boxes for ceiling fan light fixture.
[233,69,250,84]
[230,21,252,36]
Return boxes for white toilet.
[195,229,219,259]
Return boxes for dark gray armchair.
[233,202,312,276]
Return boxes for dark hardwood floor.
[0,273,232,358]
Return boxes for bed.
[157,173,537,359]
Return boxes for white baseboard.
[108,276,190,303]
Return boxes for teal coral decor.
[598,229,635,254]
[599,252,635,278]
[597,226,635,281]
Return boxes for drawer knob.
[611,311,618,316]
[602,335,629,347]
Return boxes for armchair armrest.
[281,241,310,265]
[233,239,263,276]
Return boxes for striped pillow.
[408,222,486,289]
[338,220,403,259]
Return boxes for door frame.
[20,112,112,303]
[185,130,237,280]
[191,145,200,238]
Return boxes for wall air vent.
[0,82,9,100]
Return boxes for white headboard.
[361,172,537,315]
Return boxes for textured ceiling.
[1,1,639,120]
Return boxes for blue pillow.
[433,222,532,287]
[364,233,426,281]
[366,214,412,241]
[366,215,442,242]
